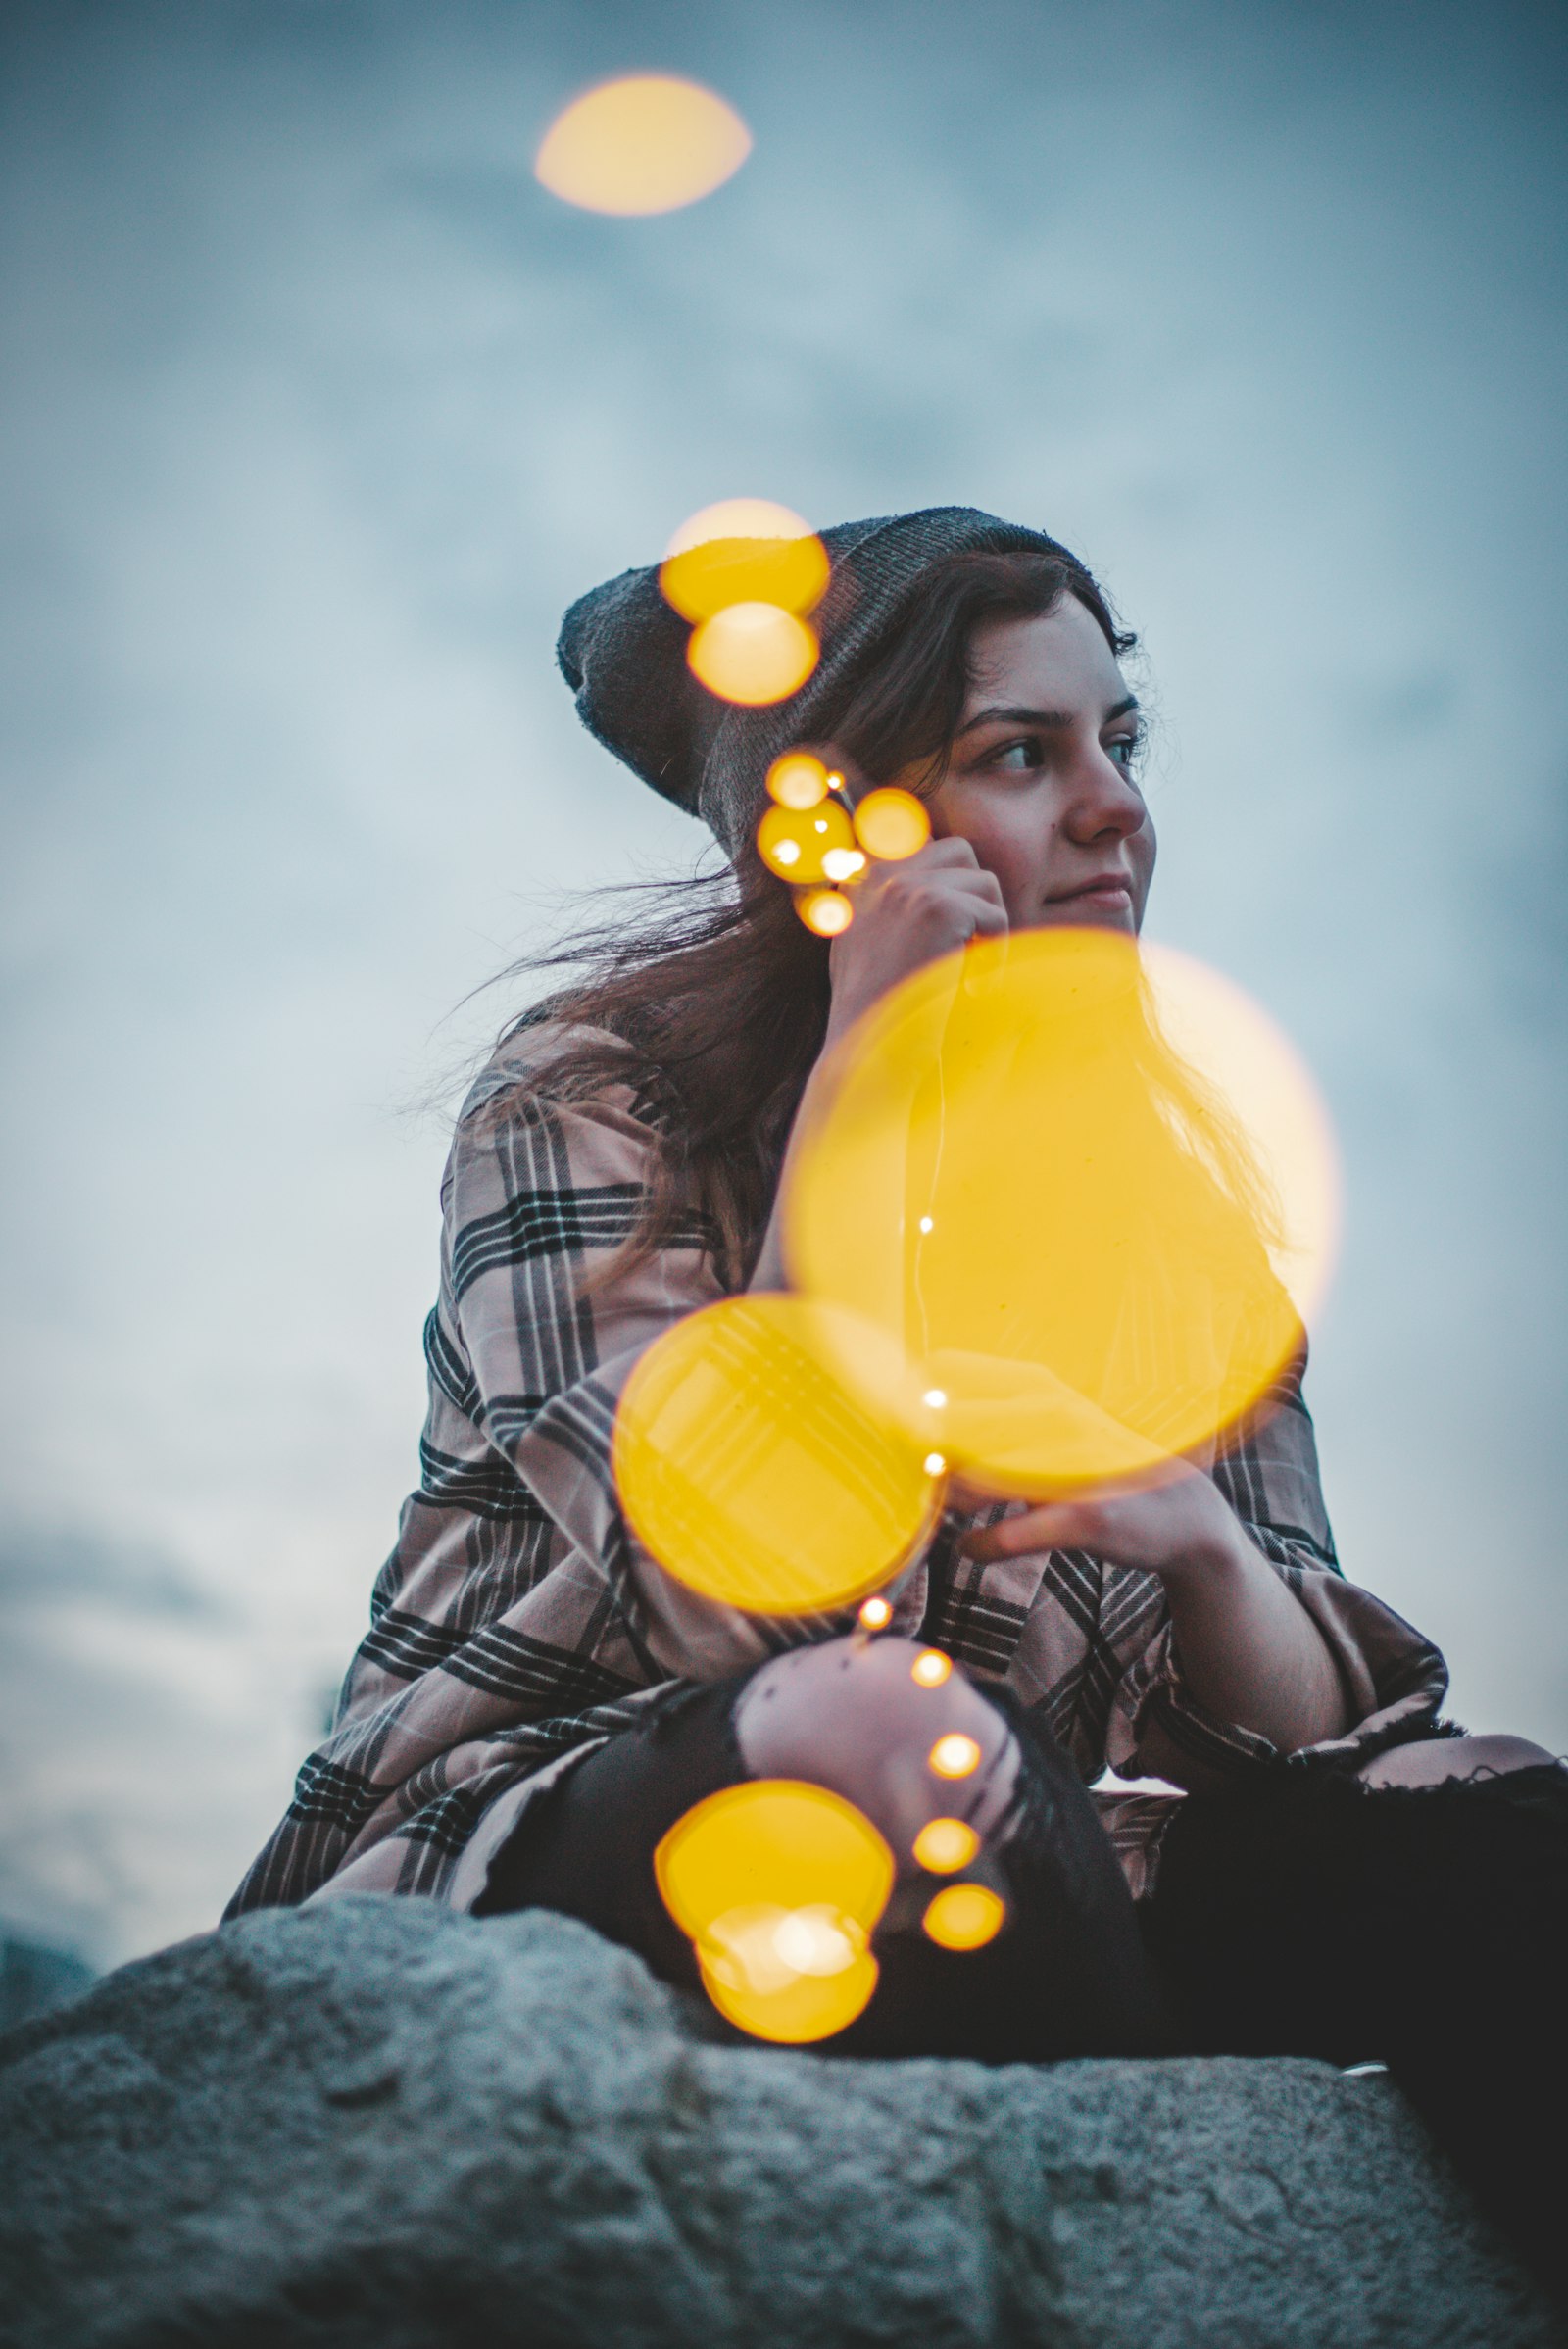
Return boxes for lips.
[1051,876,1133,905]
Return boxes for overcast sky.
[2,0,1564,1966]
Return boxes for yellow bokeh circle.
[688,603,818,704]
[783,927,1339,1495]
[911,1817,978,1873]
[612,1293,937,1614]
[797,889,855,938]
[662,501,830,623]
[656,1779,894,2042]
[922,1883,1006,1951]
[757,798,855,883]
[854,787,931,861]
[929,1733,982,1780]
[534,76,752,216]
[767,753,830,809]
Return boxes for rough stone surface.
[0,1895,1558,2349]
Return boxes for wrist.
[1156,1514,1256,1593]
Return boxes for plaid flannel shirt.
[227,1024,1447,1920]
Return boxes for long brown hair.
[482,552,1135,1287]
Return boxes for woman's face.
[922,596,1154,934]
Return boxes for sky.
[2,0,1565,1967]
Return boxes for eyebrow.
[956,695,1140,736]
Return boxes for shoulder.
[457,1016,661,1135]
[444,1018,669,1207]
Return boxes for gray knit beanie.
[557,505,1083,857]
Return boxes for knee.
[733,1634,1020,1869]
[1357,1733,1561,1790]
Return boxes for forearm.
[1159,1524,1350,1756]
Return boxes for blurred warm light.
[910,1649,952,1688]
[858,1594,893,1632]
[821,848,867,883]
[922,1451,947,1475]
[768,753,829,809]
[854,787,931,861]
[784,928,1340,1494]
[922,1883,1005,1951]
[929,1733,982,1780]
[662,501,830,623]
[911,1818,979,1874]
[656,1780,894,2041]
[534,76,752,216]
[688,603,818,704]
[796,888,855,938]
[613,1294,937,1613]
[771,1906,859,1975]
[758,799,855,884]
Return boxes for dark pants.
[477,1672,1173,2063]
[477,1670,1568,2301]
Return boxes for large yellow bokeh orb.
[612,1294,937,1613]
[783,928,1340,1494]
[687,602,818,704]
[662,500,830,623]
[534,76,752,216]
[656,1780,894,2042]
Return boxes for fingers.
[813,788,1006,1034]
[733,1633,1022,1864]
[857,841,1004,922]
[960,1506,1075,1563]
[899,835,999,887]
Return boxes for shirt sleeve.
[447,1051,863,1681]
[1108,1346,1450,1781]
[223,1034,931,1922]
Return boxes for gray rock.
[0,1896,1558,2349]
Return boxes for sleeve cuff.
[1112,1558,1450,1779]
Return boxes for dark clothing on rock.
[1148,1756,1568,2305]
[474,1671,1174,2065]
[479,1666,1568,2301]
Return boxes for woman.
[231,509,1564,2290]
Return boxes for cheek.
[939,802,1043,912]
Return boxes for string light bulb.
[928,1733,982,1780]
[922,1883,1005,1950]
[911,1818,979,1874]
[854,787,931,861]
[797,888,854,938]
[767,753,830,809]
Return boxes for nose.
[1062,745,1146,847]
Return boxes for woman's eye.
[1106,733,1142,772]
[989,738,1042,773]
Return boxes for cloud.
[0,1521,223,1618]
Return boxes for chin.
[1037,897,1139,933]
